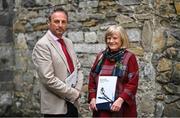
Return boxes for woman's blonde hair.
[105,25,129,48]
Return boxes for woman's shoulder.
[125,49,136,57]
[123,49,137,62]
[96,50,106,58]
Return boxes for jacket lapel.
[46,33,70,72]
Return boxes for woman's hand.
[89,98,97,111]
[111,97,124,112]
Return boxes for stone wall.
[0,0,15,116]
[0,0,180,117]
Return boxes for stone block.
[163,102,180,117]
[0,0,2,10]
[78,54,96,67]
[118,0,141,5]
[67,31,84,43]
[0,82,14,91]
[142,21,153,51]
[152,29,166,53]
[49,0,68,5]
[154,101,164,117]
[34,0,49,6]
[84,32,97,43]
[74,43,106,53]
[172,63,180,84]
[0,45,14,70]
[115,14,134,24]
[174,1,180,15]
[79,1,99,8]
[21,0,36,7]
[0,26,13,43]
[0,11,14,26]
[157,58,172,72]
[127,28,141,42]
[0,91,13,116]
[0,70,14,81]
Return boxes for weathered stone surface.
[74,43,106,53]
[118,0,141,5]
[163,102,180,117]
[21,0,36,7]
[69,12,89,22]
[83,19,97,27]
[157,58,172,72]
[115,14,134,25]
[96,31,105,43]
[134,13,153,20]
[49,0,68,5]
[166,35,177,47]
[156,71,171,84]
[79,1,99,8]
[84,32,97,43]
[15,33,28,49]
[0,26,13,43]
[127,28,141,42]
[0,45,14,70]
[155,101,164,117]
[30,17,47,25]
[142,21,153,51]
[0,0,2,10]
[0,92,13,115]
[0,11,14,26]
[163,47,178,59]
[14,53,28,71]
[174,1,180,15]
[13,21,26,33]
[33,23,48,31]
[165,95,180,104]
[140,94,155,115]
[34,0,49,6]
[164,83,180,95]
[172,63,180,84]
[0,82,14,91]
[78,54,96,67]
[129,46,144,56]
[0,70,14,81]
[170,29,180,41]
[152,29,166,53]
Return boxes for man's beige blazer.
[32,32,83,114]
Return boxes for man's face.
[48,11,68,38]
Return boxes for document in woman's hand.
[96,76,117,110]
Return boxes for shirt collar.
[48,30,59,41]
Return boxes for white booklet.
[65,67,78,88]
[96,76,117,110]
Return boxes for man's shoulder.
[63,36,74,47]
[35,33,49,46]
[63,36,72,42]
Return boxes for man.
[32,8,83,117]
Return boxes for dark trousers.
[43,102,78,117]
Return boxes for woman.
[88,25,139,117]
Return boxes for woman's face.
[106,32,122,52]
